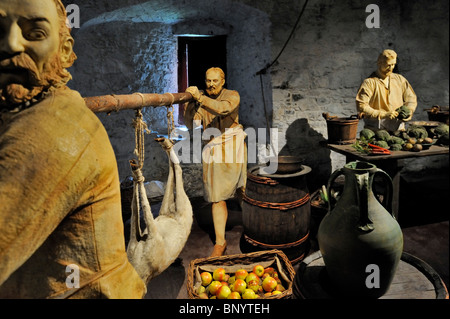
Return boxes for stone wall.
[67,0,273,197]
[241,0,449,187]
[69,21,178,187]
[65,0,449,196]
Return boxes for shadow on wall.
[279,118,331,192]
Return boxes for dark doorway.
[177,35,227,124]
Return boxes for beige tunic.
[0,88,146,298]
[356,72,417,131]
[184,89,247,203]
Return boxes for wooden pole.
[84,92,193,113]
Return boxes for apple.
[216,285,231,299]
[273,271,281,283]
[213,268,227,282]
[235,269,248,281]
[272,290,282,295]
[242,288,256,299]
[275,284,285,292]
[264,292,272,297]
[247,279,260,293]
[200,271,213,286]
[245,272,260,284]
[264,267,276,275]
[261,273,270,280]
[223,274,230,282]
[231,278,247,295]
[208,280,222,295]
[262,276,277,292]
[253,264,265,277]
[220,281,229,287]
[198,292,209,299]
[197,285,206,295]
[228,275,236,285]
[227,291,241,299]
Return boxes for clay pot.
[317,161,403,298]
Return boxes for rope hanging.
[129,95,151,241]
[131,94,150,169]
[166,92,175,143]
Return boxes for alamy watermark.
[366,4,380,29]
[170,121,279,174]
[65,4,80,29]
[65,264,80,289]
[66,4,382,30]
[365,264,380,289]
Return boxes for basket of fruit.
[187,249,296,299]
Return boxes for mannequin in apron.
[185,68,247,257]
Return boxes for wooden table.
[327,143,449,220]
[293,250,449,299]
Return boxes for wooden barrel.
[240,165,312,264]
[293,250,449,299]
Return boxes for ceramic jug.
[317,161,403,298]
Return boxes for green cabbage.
[375,130,391,142]
[390,144,403,151]
[435,124,449,137]
[374,140,389,149]
[388,136,405,145]
[396,105,412,120]
[360,128,375,140]
[406,125,428,139]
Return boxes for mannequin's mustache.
[0,53,41,85]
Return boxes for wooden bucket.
[325,116,359,145]
[240,165,312,264]
[426,105,449,124]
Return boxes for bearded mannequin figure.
[0,0,146,298]
[185,68,247,257]
[0,0,75,108]
[0,50,68,106]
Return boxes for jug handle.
[371,168,395,218]
[326,168,344,212]
[356,172,373,232]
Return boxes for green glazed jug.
[317,161,403,298]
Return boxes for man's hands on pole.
[186,86,203,102]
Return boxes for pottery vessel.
[317,161,403,298]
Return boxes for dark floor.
[142,171,449,299]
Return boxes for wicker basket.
[187,249,296,299]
